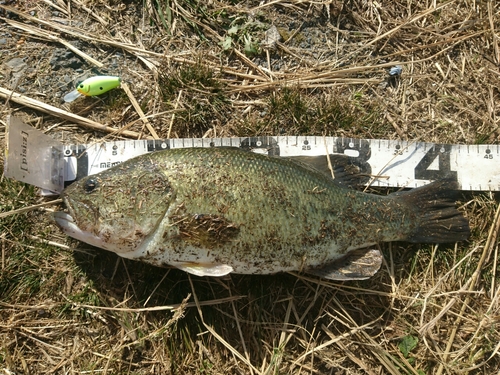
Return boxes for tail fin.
[395,179,470,243]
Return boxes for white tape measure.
[5,116,500,192]
[62,135,498,191]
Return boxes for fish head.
[76,81,92,96]
[54,161,174,255]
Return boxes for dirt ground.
[1,0,500,374]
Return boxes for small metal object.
[389,65,403,76]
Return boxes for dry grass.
[1,0,500,374]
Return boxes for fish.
[63,76,121,103]
[53,147,470,280]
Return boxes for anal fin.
[307,248,383,281]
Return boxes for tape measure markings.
[59,136,500,191]
[10,117,495,193]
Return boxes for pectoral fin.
[173,213,240,248]
[307,248,383,280]
[173,262,234,277]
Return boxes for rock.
[50,48,84,70]
[262,25,281,49]
[5,57,27,72]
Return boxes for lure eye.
[79,84,84,89]
[84,178,99,193]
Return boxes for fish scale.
[54,147,470,280]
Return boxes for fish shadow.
[72,244,402,370]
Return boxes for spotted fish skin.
[54,147,469,279]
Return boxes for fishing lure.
[64,76,121,103]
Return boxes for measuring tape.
[5,116,500,192]
[62,135,499,191]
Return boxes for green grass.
[0,173,45,299]
[158,60,231,136]
[2,0,500,373]
[148,0,212,39]
[250,86,388,136]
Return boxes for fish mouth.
[53,210,77,233]
[53,195,77,231]
[53,198,108,250]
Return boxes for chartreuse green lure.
[64,76,121,103]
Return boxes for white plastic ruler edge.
[5,116,500,193]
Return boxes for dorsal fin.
[285,154,366,187]
[218,147,367,187]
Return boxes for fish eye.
[78,84,84,88]
[84,178,99,193]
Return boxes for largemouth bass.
[54,147,469,280]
